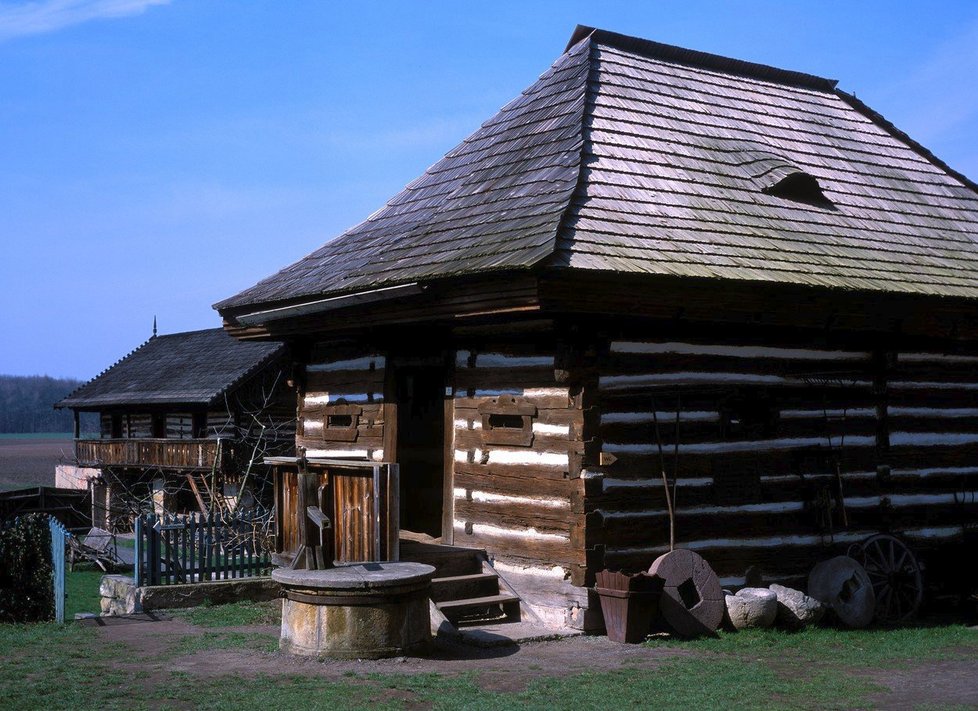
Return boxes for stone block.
[725,587,778,630]
[138,577,281,611]
[770,583,825,629]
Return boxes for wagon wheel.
[853,534,923,623]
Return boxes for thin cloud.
[0,0,169,42]
[871,16,978,144]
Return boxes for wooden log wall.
[450,344,589,623]
[98,413,154,439]
[586,337,978,589]
[99,412,196,439]
[883,351,978,552]
[166,414,193,439]
[297,345,387,461]
[206,411,232,437]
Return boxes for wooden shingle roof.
[57,329,285,410]
[217,26,978,319]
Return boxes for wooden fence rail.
[76,438,223,470]
[134,511,271,586]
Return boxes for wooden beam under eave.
[220,273,544,341]
[537,270,978,345]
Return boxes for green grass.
[0,623,140,711]
[166,630,279,657]
[649,624,978,666]
[65,568,104,618]
[1,604,975,710]
[159,673,387,711]
[169,599,280,628]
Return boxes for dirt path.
[90,613,688,692]
[867,658,978,709]
[88,613,978,707]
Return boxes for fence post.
[48,517,66,624]
[134,515,143,588]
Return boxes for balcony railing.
[75,438,223,470]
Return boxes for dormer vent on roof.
[717,141,833,207]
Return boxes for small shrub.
[0,514,54,623]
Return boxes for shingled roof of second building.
[216,26,978,315]
[57,329,285,409]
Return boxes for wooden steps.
[401,538,524,627]
[431,571,499,602]
[435,592,521,621]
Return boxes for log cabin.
[57,328,294,531]
[215,26,978,629]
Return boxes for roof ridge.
[217,34,592,315]
[545,36,597,270]
[154,327,226,339]
[834,88,978,197]
[567,25,838,93]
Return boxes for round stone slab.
[273,562,436,660]
[808,556,876,629]
[649,549,724,638]
[272,562,436,590]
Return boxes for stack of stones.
[99,575,141,616]
[725,584,826,631]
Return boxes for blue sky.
[1,1,977,379]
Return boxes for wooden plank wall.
[450,344,589,624]
[587,337,978,589]
[297,345,387,460]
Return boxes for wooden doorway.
[392,364,445,538]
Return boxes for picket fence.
[134,511,271,586]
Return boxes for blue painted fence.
[49,517,68,624]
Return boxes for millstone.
[808,556,876,629]
[649,549,724,638]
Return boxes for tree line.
[0,375,84,433]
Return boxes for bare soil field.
[0,435,72,490]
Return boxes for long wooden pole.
[651,397,675,552]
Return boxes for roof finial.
[152,315,157,338]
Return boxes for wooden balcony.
[75,438,223,471]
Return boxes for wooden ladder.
[185,472,230,514]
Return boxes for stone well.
[271,562,436,660]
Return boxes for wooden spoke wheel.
[853,534,923,624]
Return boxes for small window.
[487,413,525,430]
[322,404,362,442]
[479,395,536,447]
[327,413,354,429]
